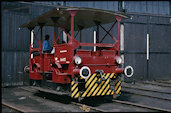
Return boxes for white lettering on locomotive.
[60,58,66,62]
[60,50,67,53]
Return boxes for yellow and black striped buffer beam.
[71,73,121,99]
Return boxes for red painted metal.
[115,68,124,74]
[115,15,122,55]
[69,10,77,38]
[73,68,80,75]
[30,72,43,80]
[28,10,126,84]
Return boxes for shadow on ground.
[34,90,133,107]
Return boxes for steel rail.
[155,80,171,84]
[122,89,171,101]
[141,81,171,87]
[19,86,37,93]
[122,86,171,94]
[19,87,108,112]
[2,101,26,113]
[112,99,171,112]
[19,86,171,112]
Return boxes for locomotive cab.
[21,7,134,101]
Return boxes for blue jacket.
[43,40,51,51]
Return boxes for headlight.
[115,56,122,64]
[74,56,82,65]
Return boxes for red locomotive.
[22,7,134,101]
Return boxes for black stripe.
[72,87,79,98]
[71,81,75,87]
[115,82,121,94]
[72,74,95,98]
[84,74,104,97]
[96,73,111,96]
[104,85,110,95]
[109,88,113,95]
[71,83,78,93]
[86,73,94,83]
[100,74,114,96]
[88,77,102,97]
[85,73,98,89]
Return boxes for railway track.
[156,80,171,84]
[122,85,171,94]
[2,101,25,113]
[141,81,171,87]
[19,86,108,112]
[122,89,171,101]
[20,86,171,112]
[112,99,171,112]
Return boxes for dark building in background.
[1,1,171,86]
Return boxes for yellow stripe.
[111,90,114,95]
[82,77,97,97]
[110,73,114,78]
[106,90,112,95]
[115,81,121,90]
[72,87,78,97]
[92,73,109,96]
[71,81,74,86]
[87,79,101,97]
[116,86,121,94]
[100,73,114,96]
[97,79,109,96]
[97,73,111,96]
[105,73,110,79]
[87,84,98,97]
[92,79,103,96]
[101,85,110,96]
[71,83,77,91]
[75,92,79,98]
[85,73,96,88]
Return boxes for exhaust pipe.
[124,65,134,77]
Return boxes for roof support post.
[69,10,77,39]
[115,15,122,55]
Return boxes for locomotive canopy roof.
[20,6,130,30]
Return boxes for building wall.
[1,2,55,86]
[1,1,171,86]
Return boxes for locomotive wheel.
[29,79,41,86]
[29,79,34,86]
